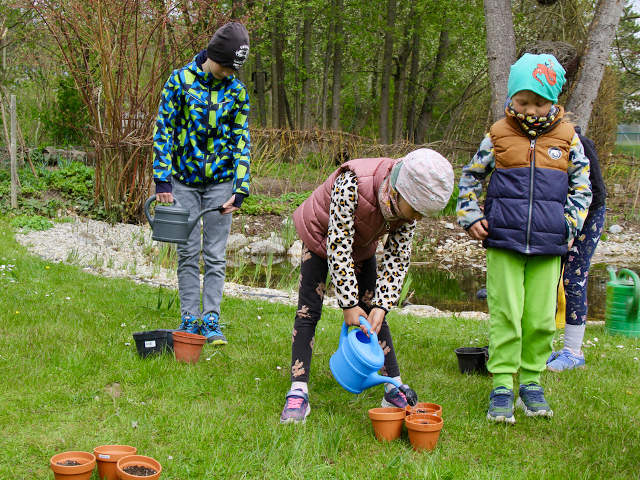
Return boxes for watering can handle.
[339,315,375,347]
[618,269,640,311]
[144,195,180,225]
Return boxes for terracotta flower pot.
[368,407,406,442]
[93,445,137,480]
[50,451,96,480]
[405,402,442,418]
[116,454,162,480]
[172,331,206,363]
[405,413,444,451]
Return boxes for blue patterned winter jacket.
[152,52,250,196]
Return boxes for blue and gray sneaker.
[517,383,553,417]
[487,387,515,424]
[177,314,200,334]
[546,348,585,372]
[201,312,227,345]
[381,387,408,408]
[280,389,310,424]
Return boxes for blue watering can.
[330,316,417,405]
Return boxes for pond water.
[226,259,640,319]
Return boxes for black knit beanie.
[206,22,250,71]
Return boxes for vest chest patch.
[548,147,562,160]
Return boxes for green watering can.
[605,268,640,338]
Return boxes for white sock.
[385,376,402,393]
[563,324,586,354]
[291,381,308,394]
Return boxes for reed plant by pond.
[1,219,639,479]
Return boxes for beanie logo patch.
[532,61,557,87]
[234,45,250,70]
[548,147,562,160]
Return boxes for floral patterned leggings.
[289,246,400,383]
[563,205,606,326]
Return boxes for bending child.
[456,53,592,423]
[280,149,454,424]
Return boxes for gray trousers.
[172,178,233,318]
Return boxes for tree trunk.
[330,0,343,130]
[414,29,450,144]
[483,0,516,122]
[392,5,414,143]
[565,0,624,132]
[379,0,396,144]
[271,4,287,128]
[254,50,267,127]
[405,14,420,142]
[321,21,333,129]
[300,8,313,129]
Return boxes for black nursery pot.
[455,346,489,374]
[133,329,175,358]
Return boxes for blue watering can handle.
[618,269,640,311]
[339,315,376,347]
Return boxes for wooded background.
[0,0,638,220]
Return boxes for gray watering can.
[144,195,223,244]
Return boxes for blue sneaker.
[381,387,408,408]
[177,314,199,334]
[517,383,553,417]
[280,389,310,424]
[487,387,515,424]
[201,312,227,345]
[547,348,585,372]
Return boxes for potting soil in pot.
[124,465,157,476]
[57,460,82,466]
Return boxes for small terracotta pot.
[93,445,137,480]
[172,331,206,363]
[116,454,162,480]
[368,407,406,442]
[405,413,444,451]
[405,402,442,418]
[50,451,96,480]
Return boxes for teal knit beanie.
[507,53,566,103]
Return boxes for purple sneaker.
[280,389,310,424]
[381,387,408,408]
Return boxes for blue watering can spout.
[361,372,402,390]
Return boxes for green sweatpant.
[486,248,561,390]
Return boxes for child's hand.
[468,219,489,241]
[343,306,369,335]
[156,192,173,203]
[221,195,239,214]
[568,238,574,250]
[367,307,386,335]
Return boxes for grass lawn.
[1,219,639,480]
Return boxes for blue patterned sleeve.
[566,134,592,241]
[152,71,182,183]
[230,86,251,196]
[456,134,495,229]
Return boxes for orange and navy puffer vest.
[293,157,408,262]
[485,110,575,255]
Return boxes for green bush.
[242,191,311,215]
[10,215,53,231]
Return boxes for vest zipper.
[526,138,536,254]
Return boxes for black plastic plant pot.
[133,329,175,358]
[455,346,489,374]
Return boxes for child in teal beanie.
[456,53,592,423]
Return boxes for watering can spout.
[607,266,617,282]
[361,373,402,391]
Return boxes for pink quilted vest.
[293,157,407,262]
